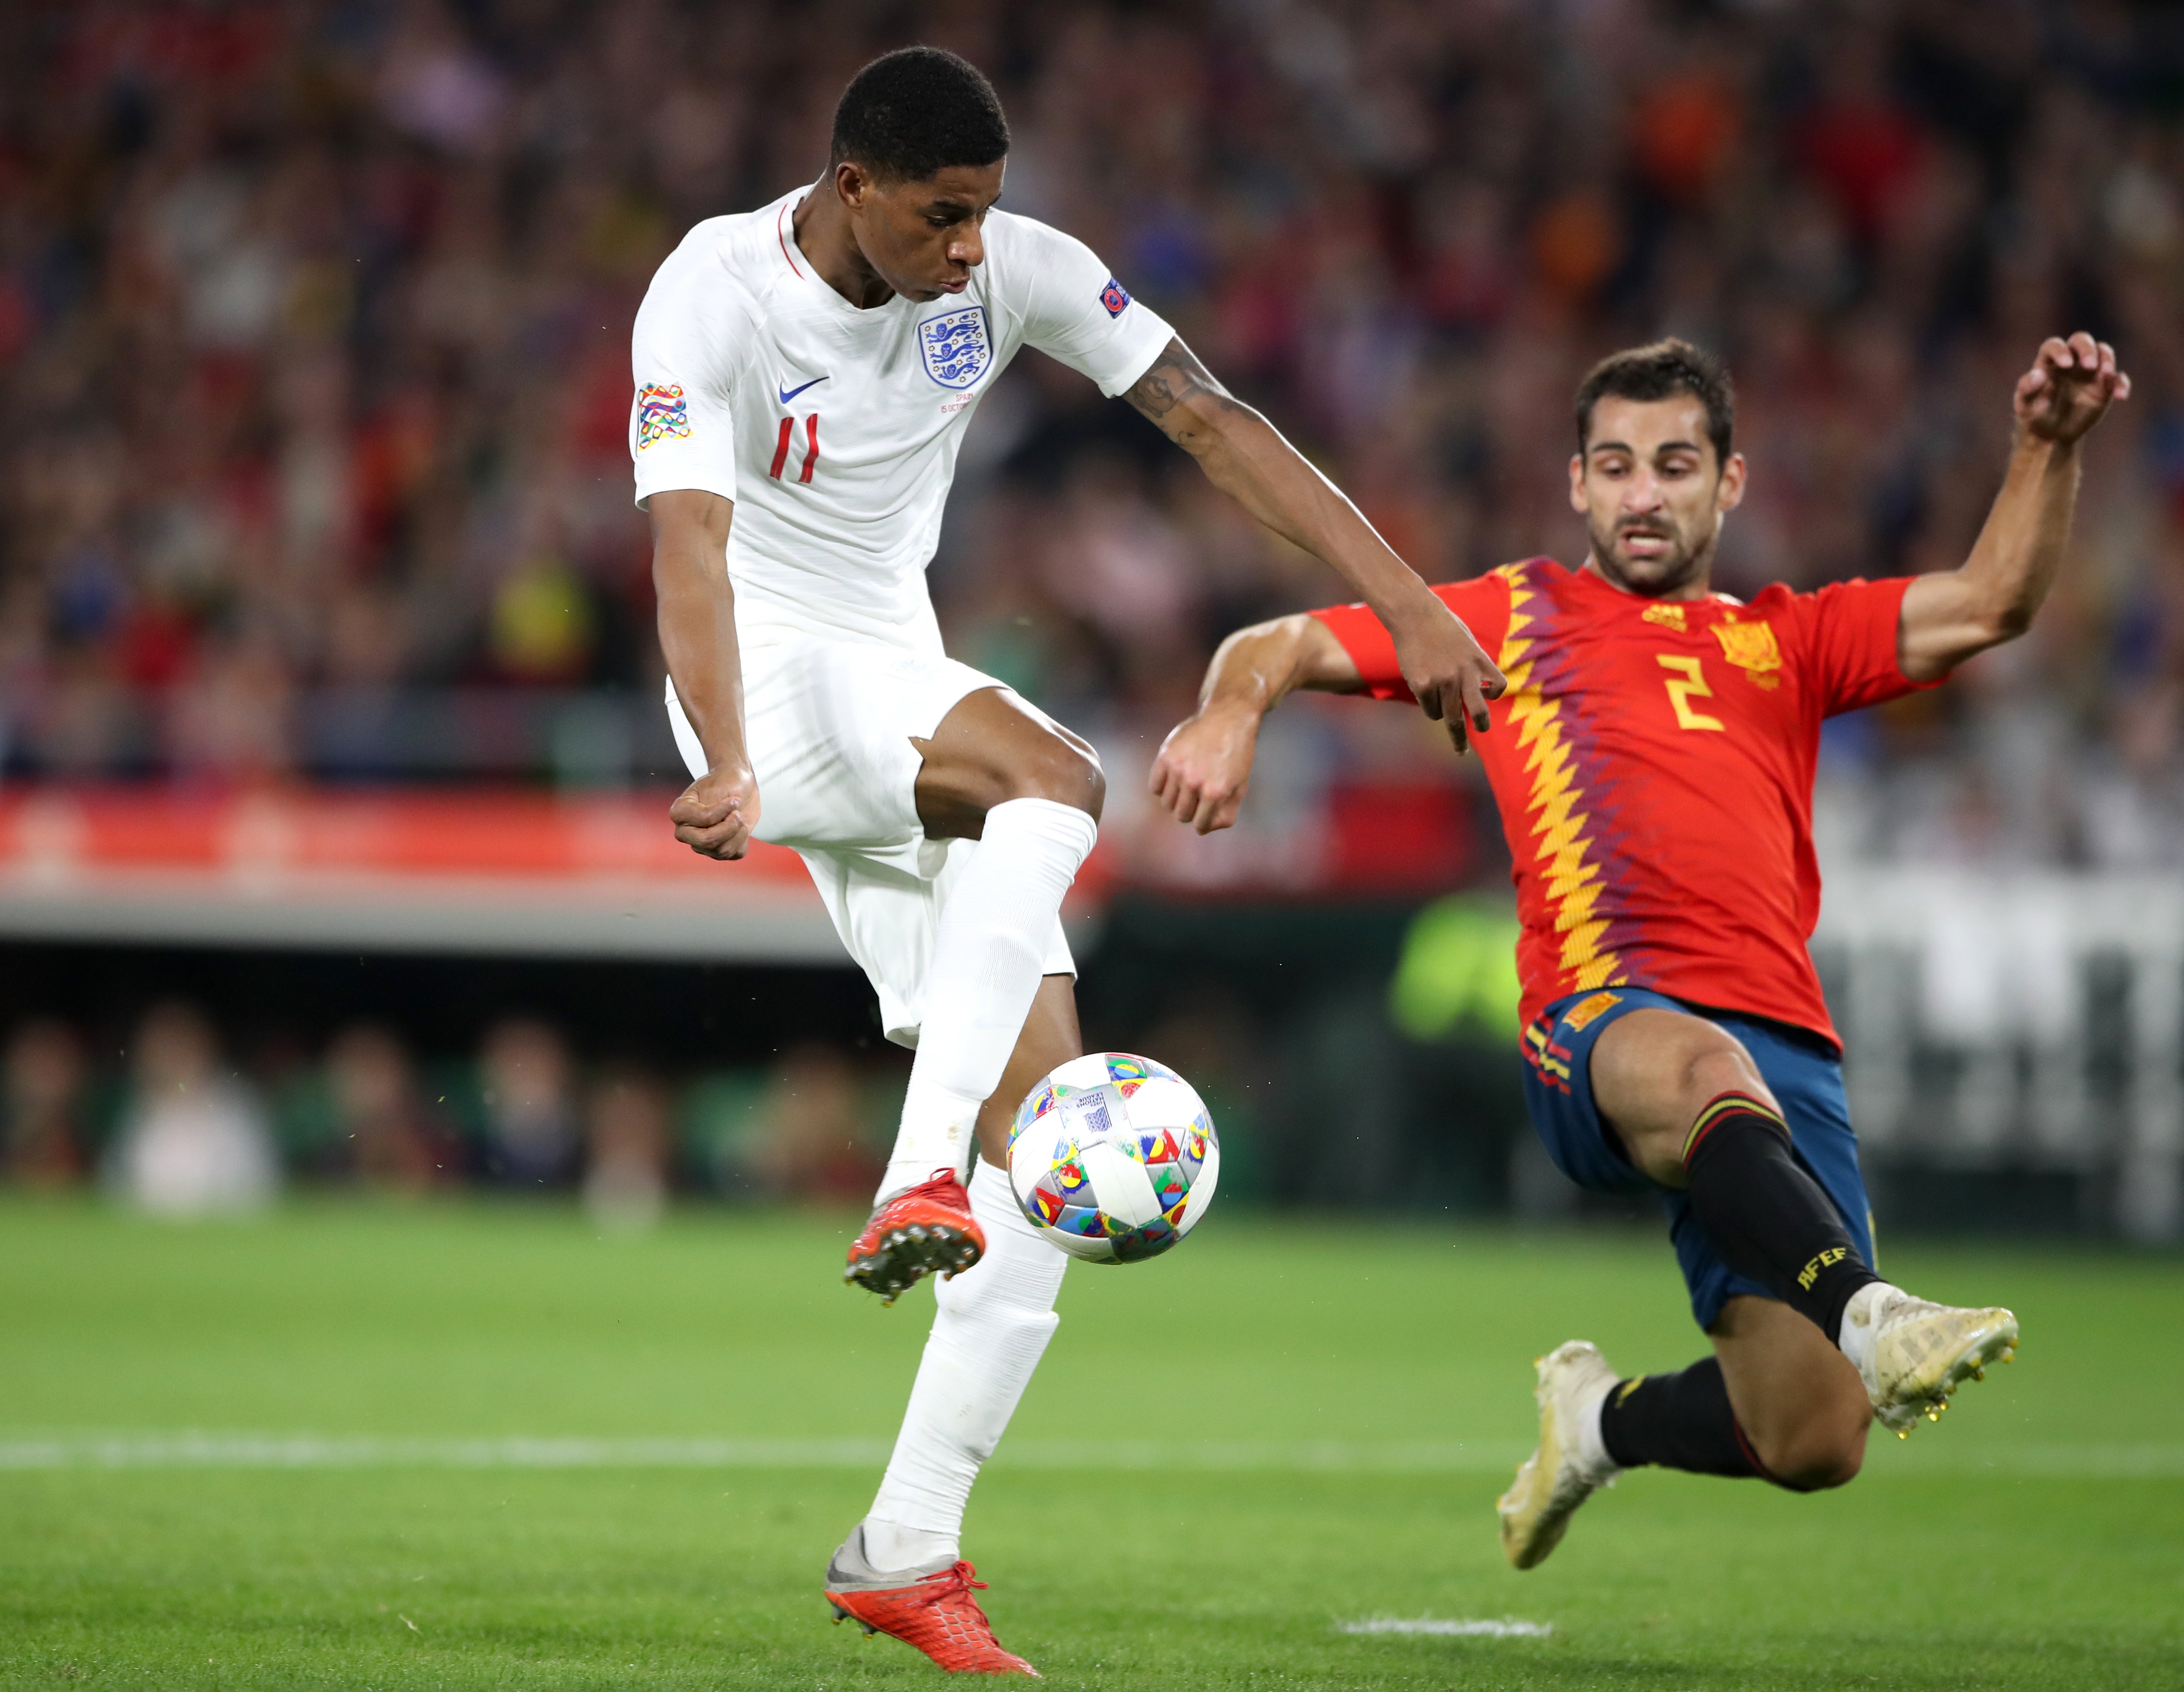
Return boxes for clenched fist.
[670,763,760,860]
[2015,333,2130,445]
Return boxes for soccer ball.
[1006,1052,1220,1263]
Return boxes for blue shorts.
[1520,988,1876,1333]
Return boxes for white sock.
[878,798,1097,1202]
[863,1158,1067,1568]
[1572,1380,1617,1479]
[1837,1281,1902,1376]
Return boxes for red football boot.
[824,1528,1038,1676]
[844,1170,985,1303]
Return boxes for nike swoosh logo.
[778,376,828,403]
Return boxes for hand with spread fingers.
[2015,332,2130,445]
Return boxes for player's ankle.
[879,1083,984,1204]
[876,1157,970,1205]
[862,1516,958,1574]
[1836,1281,1903,1375]
[1570,1369,1619,1479]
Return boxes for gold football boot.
[1842,1285,2018,1436]
[1496,1340,1622,1570]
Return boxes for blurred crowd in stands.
[0,0,2181,868]
[0,1000,905,1218]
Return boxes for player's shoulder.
[642,197,792,318]
[1734,577,1862,632]
[981,205,1077,259]
[1712,578,1891,670]
[680,209,772,274]
[1433,559,1535,601]
[976,208,1106,306]
[1485,556,1571,600]
[1419,563,1528,648]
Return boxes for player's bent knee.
[915,732,1105,836]
[1015,737,1104,820]
[1679,1029,1765,1105]
[1773,1442,1865,1492]
[1755,1413,1868,1491]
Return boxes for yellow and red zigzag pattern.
[1495,566,1625,994]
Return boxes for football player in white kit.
[632,48,1503,1674]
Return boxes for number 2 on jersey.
[1656,654,1725,731]
[769,414,820,484]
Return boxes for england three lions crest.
[919,305,990,391]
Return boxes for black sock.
[1681,1093,1878,1340]
[1596,1359,1754,1479]
[1597,1359,1814,1490]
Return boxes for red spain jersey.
[1313,559,1935,1048]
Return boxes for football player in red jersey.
[1152,333,2129,1567]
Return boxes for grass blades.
[1,1199,2180,1690]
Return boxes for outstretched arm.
[650,488,760,859]
[1149,612,1362,834]
[1898,333,2131,683]
[1123,337,1503,750]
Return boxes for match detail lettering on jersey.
[1657,654,1725,731]
[635,384,690,448]
[1099,277,1130,316]
[918,305,991,389]
[1712,615,1783,689]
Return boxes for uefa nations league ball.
[1006,1052,1220,1263]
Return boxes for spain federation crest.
[918,305,990,390]
[1711,615,1783,689]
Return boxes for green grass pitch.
[1,1198,2179,1690]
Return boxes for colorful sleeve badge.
[1098,277,1130,317]
[636,383,692,449]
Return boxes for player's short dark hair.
[830,47,1009,186]
[1575,339,1736,466]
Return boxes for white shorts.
[668,638,1074,1048]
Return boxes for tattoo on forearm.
[1124,337,1251,432]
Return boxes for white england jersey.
[631,187,1175,650]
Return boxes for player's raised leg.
[1501,1000,2016,1568]
[844,685,1101,1303]
[1593,1009,2018,1439]
[1502,1299,1875,1566]
[827,972,1077,1675]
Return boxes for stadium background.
[0,0,2180,1237]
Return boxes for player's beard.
[1587,512,1714,599]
